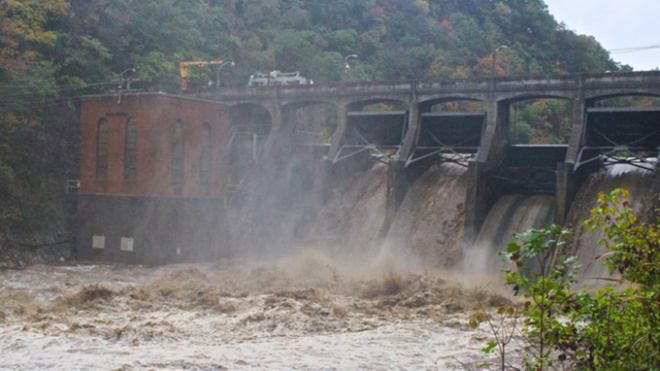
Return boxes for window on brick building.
[96,118,109,181]
[124,118,138,181]
[172,120,184,184]
[200,123,212,185]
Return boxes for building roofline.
[81,91,229,106]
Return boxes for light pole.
[216,61,235,90]
[344,54,358,72]
[119,68,136,89]
[491,45,507,79]
[117,68,135,104]
[343,54,358,83]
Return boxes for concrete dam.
[75,72,660,272]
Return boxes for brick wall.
[79,93,229,197]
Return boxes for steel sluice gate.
[405,112,486,167]
[333,111,408,163]
[333,111,487,166]
[488,145,568,195]
[575,107,660,171]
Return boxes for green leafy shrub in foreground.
[472,189,660,370]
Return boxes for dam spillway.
[74,72,660,265]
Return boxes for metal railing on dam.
[203,71,660,106]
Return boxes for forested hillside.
[0,0,626,239]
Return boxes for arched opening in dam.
[595,94,660,109]
[509,98,574,145]
[290,102,337,146]
[430,100,488,114]
[227,103,273,191]
[331,100,409,166]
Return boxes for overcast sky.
[544,0,660,71]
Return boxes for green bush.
[472,189,660,370]
[580,189,660,369]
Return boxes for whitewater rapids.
[0,255,522,370]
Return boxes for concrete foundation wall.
[76,194,230,265]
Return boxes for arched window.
[171,120,184,184]
[96,118,109,181]
[200,123,212,185]
[124,118,138,181]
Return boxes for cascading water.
[228,145,320,259]
[382,163,468,269]
[303,157,658,290]
[462,195,555,277]
[562,164,657,286]
[308,161,555,276]
[305,163,389,261]
[11,161,658,370]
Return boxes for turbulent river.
[0,256,519,370]
[1,162,656,370]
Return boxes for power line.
[0,80,122,111]
[1,96,88,112]
[1,94,81,107]
[611,44,660,54]
[0,79,115,89]
[0,80,116,98]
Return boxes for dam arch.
[465,95,574,245]
[226,103,272,190]
[281,101,338,149]
[344,98,410,111]
[585,91,660,103]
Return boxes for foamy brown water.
[0,255,524,370]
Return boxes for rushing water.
[3,158,657,369]
[462,194,556,279]
[0,259,520,370]
[383,163,468,270]
[305,163,389,261]
[562,165,656,286]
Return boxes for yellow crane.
[179,60,224,91]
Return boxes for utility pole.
[216,61,235,91]
[117,68,135,104]
[491,45,507,79]
[342,54,358,85]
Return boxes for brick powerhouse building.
[77,93,231,264]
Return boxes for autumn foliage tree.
[1,0,73,234]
